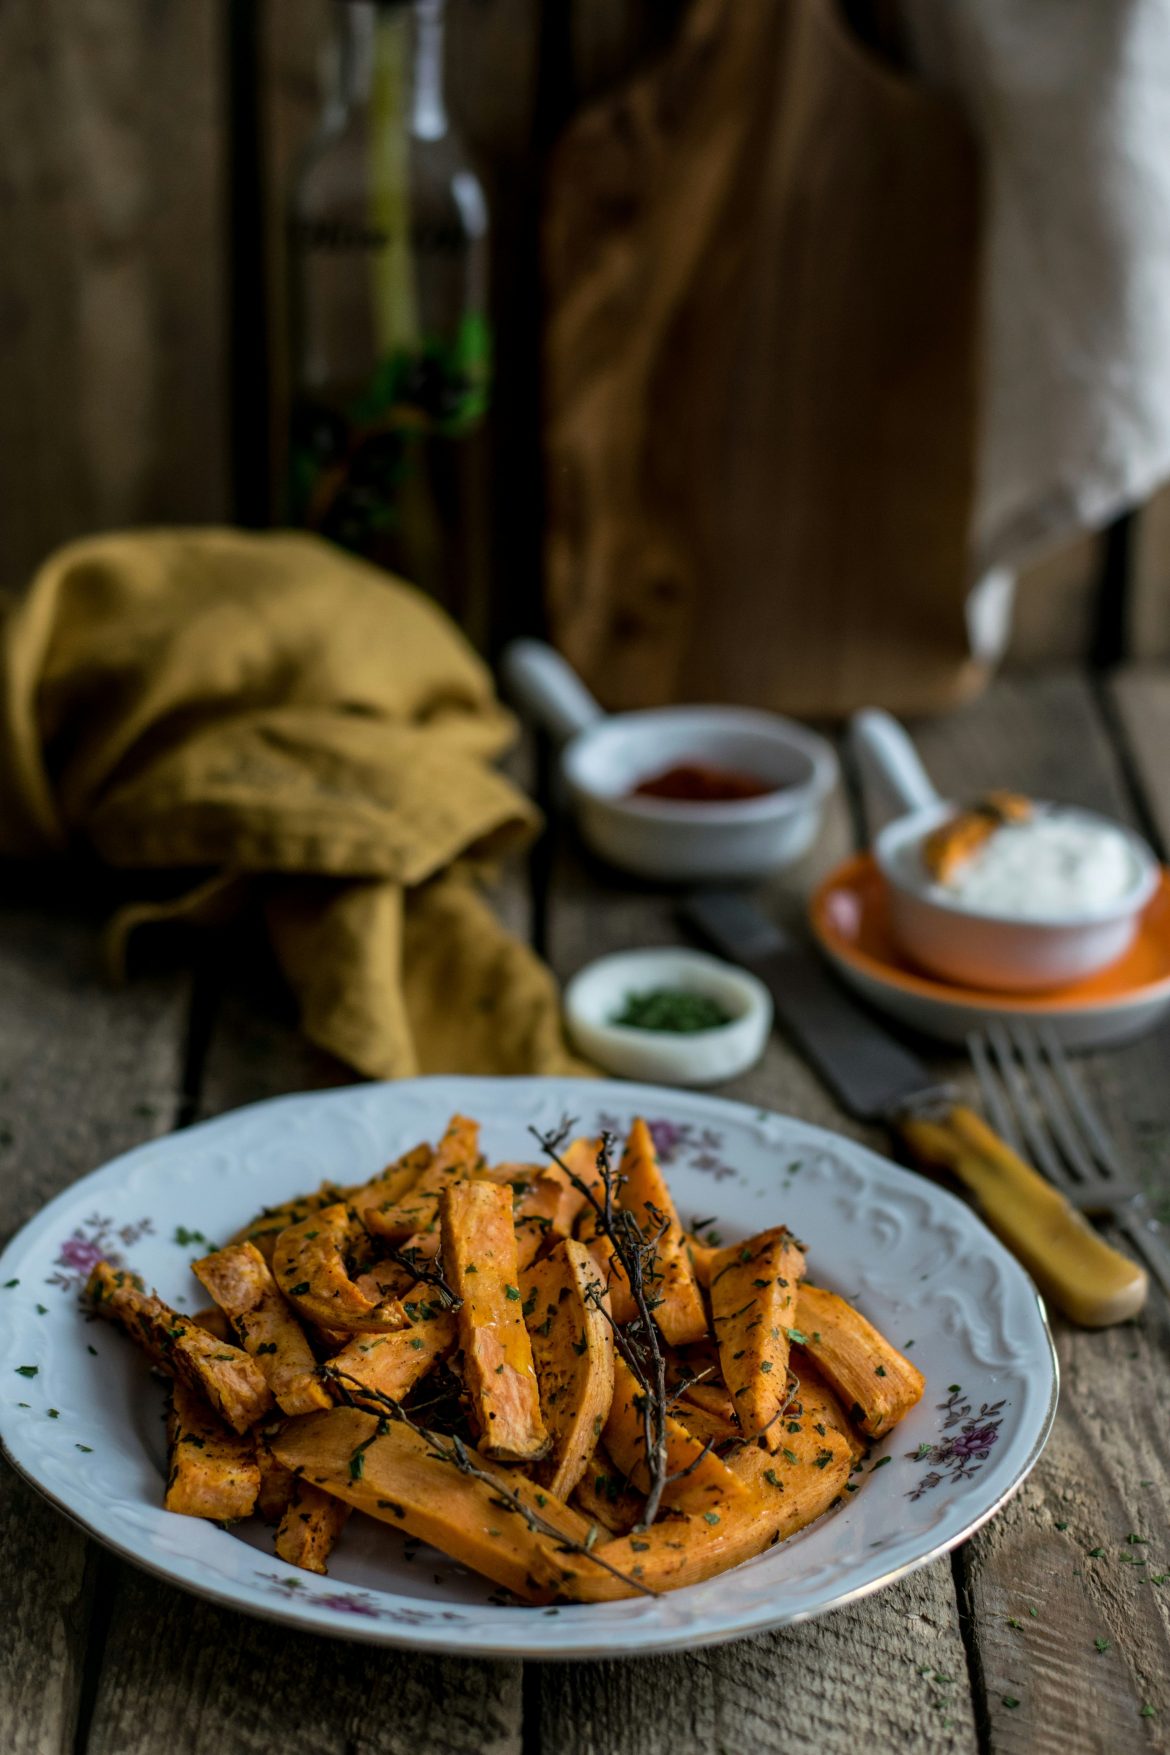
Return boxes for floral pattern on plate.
[0,1075,1057,1659]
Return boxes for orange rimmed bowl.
[810,854,1170,1049]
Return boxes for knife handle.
[898,1103,1147,1328]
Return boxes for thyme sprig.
[530,1120,675,1530]
[378,1243,462,1310]
[324,1367,655,1597]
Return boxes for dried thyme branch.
[530,1121,674,1530]
[665,1365,714,1407]
[323,1368,656,1598]
[378,1243,462,1310]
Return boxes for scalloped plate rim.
[0,1075,1060,1659]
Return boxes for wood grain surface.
[0,880,190,1755]
[906,674,1170,1751]
[4,671,1170,1754]
[0,0,228,590]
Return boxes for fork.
[969,1021,1170,1305]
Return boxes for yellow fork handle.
[898,1103,1148,1328]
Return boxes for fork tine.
[1035,1025,1125,1180]
[984,1021,1075,1191]
[1008,1023,1099,1187]
[967,1029,1024,1155]
[1035,1027,1170,1303]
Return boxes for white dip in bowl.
[927,811,1140,920]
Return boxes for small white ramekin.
[501,641,838,884]
[563,948,772,1085]
[852,709,1162,993]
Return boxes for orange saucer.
[809,855,1170,1048]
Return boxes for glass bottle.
[286,0,492,645]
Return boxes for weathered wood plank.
[84,864,534,1751]
[0,880,190,1755]
[1110,667,1170,853]
[0,0,228,588]
[907,671,1170,1748]
[1009,533,1104,665]
[1132,487,1170,660]
[85,1568,522,1755]
[537,1568,977,1755]
[534,780,978,1753]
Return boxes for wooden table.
[4,667,1169,1755]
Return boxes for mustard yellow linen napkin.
[0,529,583,1079]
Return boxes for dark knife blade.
[681,890,946,1121]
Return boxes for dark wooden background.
[2,0,1167,661]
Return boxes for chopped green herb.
[75,1443,93,1453]
[1002,1696,1019,1710]
[504,1285,520,1302]
[287,1281,311,1297]
[1087,1547,1106,1558]
[611,988,733,1033]
[1094,1637,1111,1653]
[173,1225,213,1248]
[703,1511,720,1525]
[14,1366,37,1379]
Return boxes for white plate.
[0,1077,1058,1659]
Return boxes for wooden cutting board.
[542,0,982,718]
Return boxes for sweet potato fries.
[85,1113,923,1602]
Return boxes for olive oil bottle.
[286,0,491,645]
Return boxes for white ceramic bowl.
[851,710,1161,993]
[563,948,772,1084]
[501,641,838,883]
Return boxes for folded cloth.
[0,528,582,1079]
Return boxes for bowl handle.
[500,640,606,744]
[850,709,941,830]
